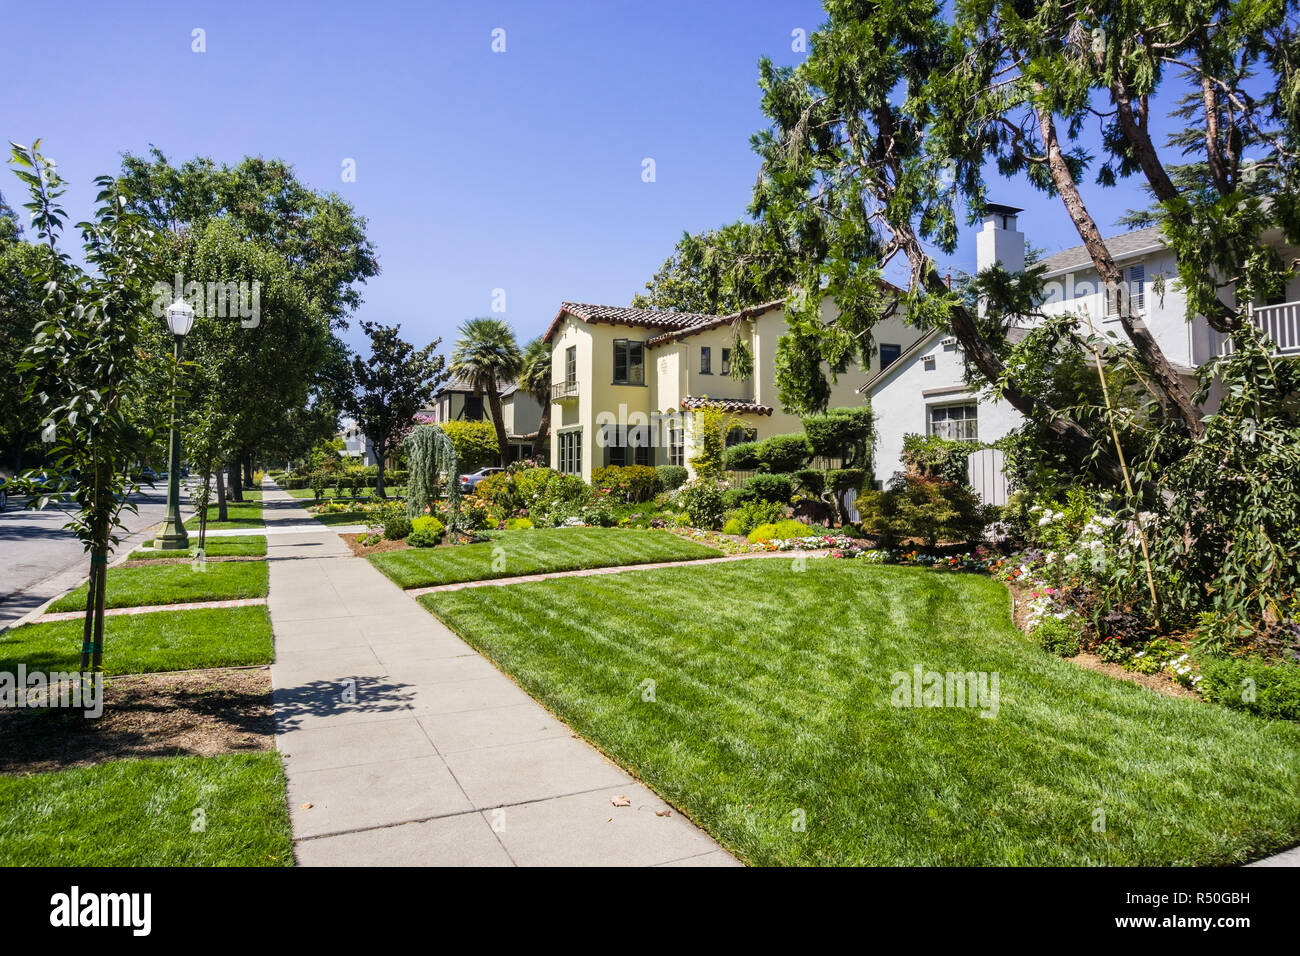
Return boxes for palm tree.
[450,318,522,468]
[519,337,552,459]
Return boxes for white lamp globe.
[166,299,195,337]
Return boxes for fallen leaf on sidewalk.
[301,803,313,810]
[655,809,671,817]
[611,794,631,807]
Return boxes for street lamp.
[154,300,195,551]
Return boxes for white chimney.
[976,203,1025,274]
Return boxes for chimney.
[976,203,1025,274]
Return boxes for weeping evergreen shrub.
[404,424,462,531]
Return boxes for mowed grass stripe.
[421,559,1300,866]
[0,605,275,677]
[48,561,269,613]
[371,527,720,589]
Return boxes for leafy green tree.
[439,420,499,473]
[345,320,447,497]
[449,318,522,468]
[9,141,170,674]
[518,337,552,456]
[0,196,53,471]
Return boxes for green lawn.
[131,535,267,560]
[48,561,268,613]
[0,752,293,866]
[1,606,274,677]
[422,559,1300,866]
[185,499,264,529]
[371,527,722,589]
[281,486,406,499]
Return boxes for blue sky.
[2,0,1154,353]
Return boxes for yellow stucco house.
[542,296,925,482]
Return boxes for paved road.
[0,486,174,629]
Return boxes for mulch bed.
[341,532,409,557]
[0,667,274,776]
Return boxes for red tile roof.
[680,396,773,416]
[542,299,786,344]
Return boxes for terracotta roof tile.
[680,395,773,416]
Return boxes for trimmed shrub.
[793,468,826,495]
[744,473,794,504]
[901,432,972,485]
[802,406,874,465]
[748,518,817,543]
[441,420,500,472]
[407,516,446,548]
[1199,655,1300,720]
[857,476,986,549]
[755,433,812,473]
[655,465,688,492]
[383,513,412,541]
[726,499,787,536]
[722,485,755,509]
[723,441,762,471]
[592,465,658,503]
[504,516,534,530]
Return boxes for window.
[565,346,576,386]
[880,343,901,369]
[725,426,757,448]
[923,355,936,371]
[700,347,712,375]
[612,340,645,385]
[462,395,484,420]
[668,420,684,467]
[1108,264,1145,316]
[721,348,732,376]
[928,403,978,441]
[603,425,652,467]
[559,430,582,474]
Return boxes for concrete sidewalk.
[264,484,737,867]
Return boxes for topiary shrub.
[655,465,688,492]
[901,433,972,485]
[723,441,762,471]
[722,485,756,509]
[744,473,794,504]
[504,516,534,530]
[858,476,986,548]
[793,468,826,495]
[407,515,446,548]
[755,433,813,473]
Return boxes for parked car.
[459,467,503,492]
[139,467,158,484]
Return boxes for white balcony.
[1221,301,1300,355]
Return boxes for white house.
[338,417,378,466]
[864,204,1300,502]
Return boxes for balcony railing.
[1221,300,1300,356]
[551,380,579,403]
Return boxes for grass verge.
[185,500,263,530]
[1,605,275,677]
[0,752,292,866]
[48,561,268,613]
[131,535,267,560]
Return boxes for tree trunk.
[375,454,387,500]
[198,469,211,549]
[1033,100,1204,438]
[487,380,509,467]
[532,399,551,459]
[79,554,101,673]
[228,459,244,502]
[216,467,229,522]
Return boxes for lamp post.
[155,300,195,550]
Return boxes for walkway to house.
[262,484,737,866]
